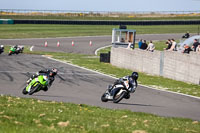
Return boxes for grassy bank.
[0,24,200,39]
[0,95,200,133]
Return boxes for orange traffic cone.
[57,41,60,47]
[72,41,74,46]
[44,41,48,47]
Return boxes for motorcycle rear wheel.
[113,91,126,103]
[29,84,40,95]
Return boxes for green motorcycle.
[22,74,49,95]
[8,46,20,56]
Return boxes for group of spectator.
[138,39,155,52]
[136,37,200,54]
[163,38,200,54]
[164,39,177,51]
[181,39,200,54]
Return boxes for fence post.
[159,51,164,76]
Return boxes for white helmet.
[0,45,4,48]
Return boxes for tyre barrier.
[100,51,110,63]
[14,19,200,25]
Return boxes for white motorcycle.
[101,76,138,103]
[0,45,4,54]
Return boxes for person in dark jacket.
[140,40,148,50]
[182,31,190,39]
[183,44,193,54]
[192,39,199,52]
[164,39,172,50]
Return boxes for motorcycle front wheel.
[101,93,108,102]
[22,87,28,95]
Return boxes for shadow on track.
[116,102,161,107]
[33,94,67,98]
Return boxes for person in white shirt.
[146,40,155,52]
[168,39,177,51]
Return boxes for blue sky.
[1,0,200,12]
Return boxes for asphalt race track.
[0,34,200,121]
[0,33,195,55]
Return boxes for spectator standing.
[140,40,148,50]
[168,39,177,51]
[192,39,199,52]
[146,40,155,52]
[138,39,143,49]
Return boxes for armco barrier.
[110,47,200,85]
[14,20,200,25]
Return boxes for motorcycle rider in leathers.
[0,45,4,54]
[107,72,138,98]
[27,68,57,91]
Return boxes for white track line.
[42,55,117,80]
[30,46,34,51]
[95,45,112,55]
[42,55,200,100]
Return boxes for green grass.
[0,95,200,133]
[0,24,200,39]
[134,40,167,51]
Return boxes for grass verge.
[0,24,200,39]
[0,95,200,133]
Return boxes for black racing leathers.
[112,76,137,93]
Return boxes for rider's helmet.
[14,45,18,49]
[131,72,138,80]
[49,68,57,77]
[0,45,4,48]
